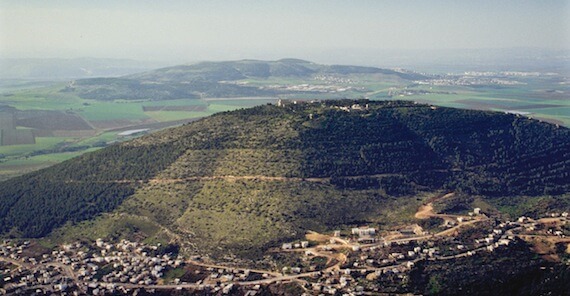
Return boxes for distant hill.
[65,59,426,100]
[0,100,568,257]
[126,59,423,81]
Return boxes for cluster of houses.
[202,267,265,295]
[0,240,28,260]
[312,75,356,84]
[464,71,543,77]
[1,240,76,294]
[308,269,371,295]
[262,83,359,93]
[299,245,423,295]
[69,239,182,285]
[301,217,567,294]
[416,75,524,86]
[1,265,74,295]
[289,209,569,294]
[0,239,182,295]
[1,209,568,295]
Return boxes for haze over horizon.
[1,0,569,67]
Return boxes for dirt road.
[414,192,455,219]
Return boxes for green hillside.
[3,59,567,183]
[0,100,568,257]
[66,59,424,101]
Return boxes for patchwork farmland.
[0,59,568,181]
[0,85,278,181]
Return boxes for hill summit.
[0,100,568,256]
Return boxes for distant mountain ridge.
[0,100,568,257]
[127,59,424,81]
[65,59,425,100]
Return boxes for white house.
[351,227,376,237]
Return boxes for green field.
[383,82,570,126]
[0,137,69,156]
[80,101,150,121]
[0,71,568,180]
[0,84,283,180]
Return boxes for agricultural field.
[241,73,569,126]
[0,83,280,181]
[0,62,568,180]
[383,77,570,126]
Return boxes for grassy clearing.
[0,147,101,181]
[48,213,163,244]
[2,98,84,111]
[79,101,150,121]
[0,137,68,156]
[1,85,85,109]
[486,195,570,219]
[0,129,121,180]
[207,103,246,113]
[0,148,99,166]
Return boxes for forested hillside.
[0,100,568,256]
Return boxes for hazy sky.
[1,0,569,62]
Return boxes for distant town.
[222,70,557,97]
[2,193,568,295]
[415,71,558,87]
